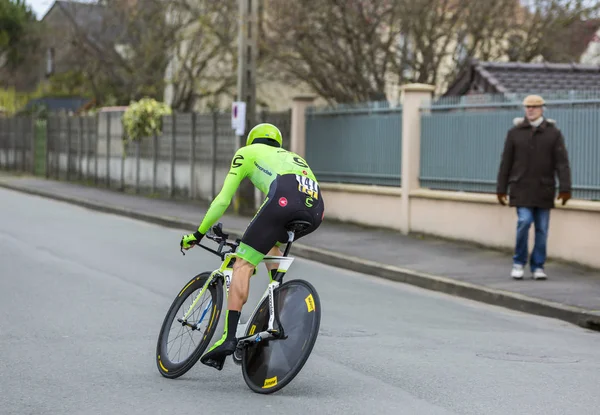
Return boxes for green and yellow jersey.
[197,144,319,234]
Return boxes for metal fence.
[4,93,599,202]
[0,116,36,173]
[0,109,291,202]
[305,102,402,187]
[420,94,600,200]
[45,115,98,181]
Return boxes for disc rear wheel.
[241,279,321,394]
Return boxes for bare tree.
[261,0,402,104]
[518,0,600,62]
[165,0,238,112]
[262,0,600,104]
[44,0,600,107]
[42,0,174,105]
[49,0,240,111]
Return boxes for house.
[443,59,600,97]
[38,0,127,85]
[580,28,600,65]
[548,19,600,65]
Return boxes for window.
[46,48,55,76]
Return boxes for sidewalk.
[1,173,599,331]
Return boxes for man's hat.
[522,95,545,107]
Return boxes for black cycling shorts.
[237,174,325,266]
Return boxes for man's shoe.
[533,268,547,280]
[511,264,524,279]
[200,338,237,371]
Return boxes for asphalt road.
[1,187,599,415]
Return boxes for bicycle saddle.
[285,219,312,233]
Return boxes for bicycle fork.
[237,280,287,349]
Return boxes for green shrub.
[121,97,172,143]
[0,87,33,115]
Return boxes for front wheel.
[241,279,321,394]
[156,272,223,379]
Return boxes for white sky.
[26,0,95,19]
[26,0,54,18]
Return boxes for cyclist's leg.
[266,245,283,279]
[201,184,286,370]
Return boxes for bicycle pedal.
[201,357,225,371]
[233,349,243,365]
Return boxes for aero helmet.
[246,123,283,147]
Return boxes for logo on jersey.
[279,197,288,207]
[305,197,314,208]
[254,161,272,176]
[232,155,244,168]
[293,156,308,168]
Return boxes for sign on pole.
[231,101,246,136]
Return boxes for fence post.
[106,112,111,187]
[14,117,19,171]
[120,138,125,191]
[190,112,196,199]
[9,117,15,170]
[21,117,26,171]
[0,118,3,170]
[55,116,62,179]
[9,117,13,170]
[8,117,12,170]
[400,83,435,235]
[85,116,90,180]
[152,133,158,194]
[17,117,21,171]
[14,117,18,171]
[170,113,176,198]
[0,118,4,170]
[30,115,36,174]
[94,113,99,185]
[2,117,7,170]
[3,118,7,170]
[290,95,315,158]
[212,111,218,200]
[135,140,140,193]
[67,116,72,180]
[78,116,83,181]
[13,117,17,171]
[6,117,10,170]
[45,117,50,178]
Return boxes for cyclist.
[179,123,325,370]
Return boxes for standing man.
[496,95,572,280]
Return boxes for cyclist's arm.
[196,149,248,234]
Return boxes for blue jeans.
[513,207,550,271]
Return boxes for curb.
[2,180,599,332]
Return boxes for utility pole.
[235,0,259,214]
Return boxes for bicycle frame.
[235,254,295,342]
[180,230,297,346]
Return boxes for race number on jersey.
[295,175,319,199]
